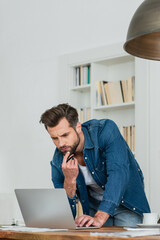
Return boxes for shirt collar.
[82,125,94,149]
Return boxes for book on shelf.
[97,81,103,106]
[97,80,123,106]
[75,67,80,86]
[87,66,90,84]
[130,126,133,153]
[83,66,90,85]
[127,126,131,150]
[121,79,128,102]
[98,81,108,105]
[96,76,135,106]
[74,65,90,87]
[119,125,135,153]
[96,80,110,106]
[104,82,111,105]
[77,107,91,123]
[127,76,135,102]
[80,66,83,86]
[121,76,135,103]
[106,81,123,105]
[132,125,135,152]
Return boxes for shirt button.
[85,157,87,160]
[102,185,104,189]
[72,205,75,208]
[121,200,124,203]
[92,172,94,174]
[133,207,136,211]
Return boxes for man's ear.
[76,121,81,134]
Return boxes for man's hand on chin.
[62,152,79,198]
[75,211,110,228]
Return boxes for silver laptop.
[15,188,99,229]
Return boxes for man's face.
[47,118,80,155]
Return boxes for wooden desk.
[0,227,159,240]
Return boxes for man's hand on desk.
[75,211,110,228]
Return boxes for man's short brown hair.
[40,103,79,129]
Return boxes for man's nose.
[58,138,65,147]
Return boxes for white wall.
[0,0,146,224]
[148,62,160,212]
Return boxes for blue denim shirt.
[50,119,150,218]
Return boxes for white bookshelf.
[58,42,150,197]
[67,48,135,129]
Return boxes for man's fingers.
[70,157,78,166]
[66,151,71,159]
[62,152,70,165]
[86,218,94,227]
[75,215,85,226]
[75,214,102,227]
[65,156,78,168]
[79,217,91,227]
[74,158,78,166]
[75,215,93,227]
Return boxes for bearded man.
[40,103,150,228]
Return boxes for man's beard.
[59,130,80,156]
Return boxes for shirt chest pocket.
[96,151,107,178]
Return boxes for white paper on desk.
[0,226,68,232]
[124,227,160,231]
[90,229,160,237]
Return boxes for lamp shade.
[124,0,160,60]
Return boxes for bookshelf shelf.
[70,84,91,92]
[94,102,135,111]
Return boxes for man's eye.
[62,133,69,137]
[52,137,57,140]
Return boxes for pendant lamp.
[124,0,160,60]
